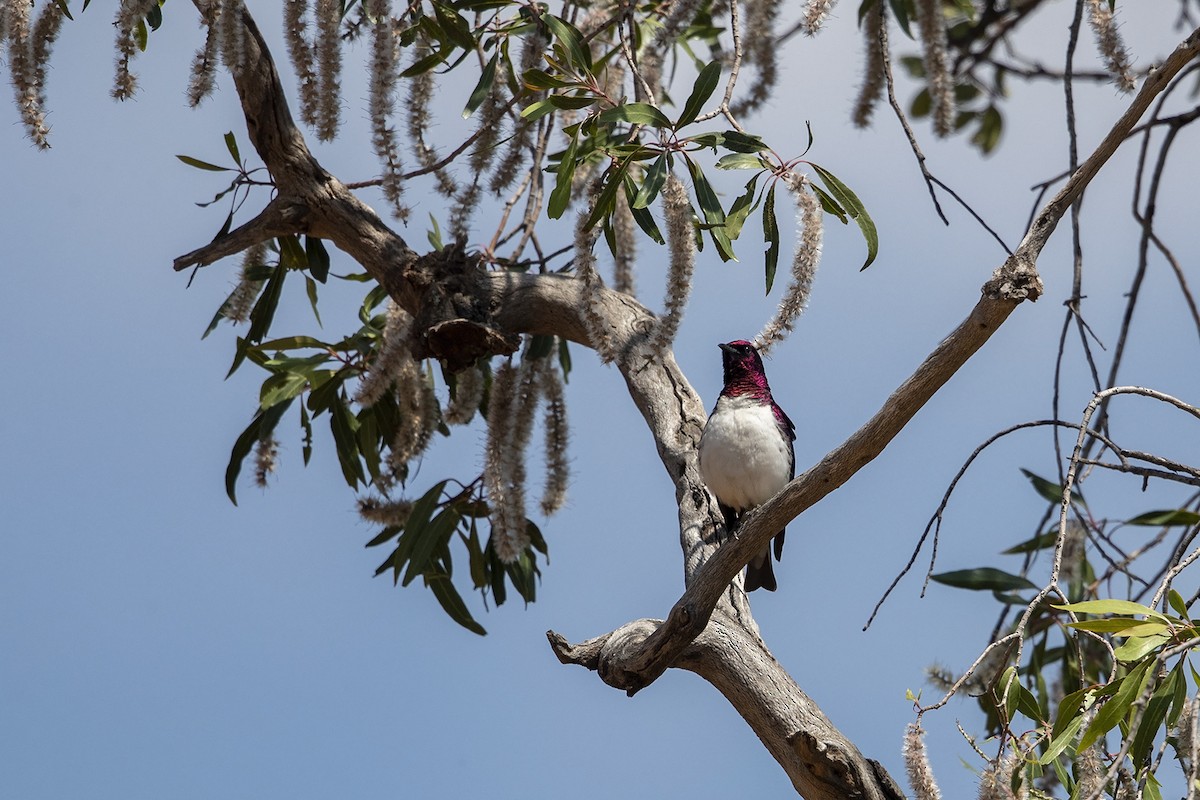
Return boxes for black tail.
[744,531,785,592]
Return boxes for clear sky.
[3,4,1198,799]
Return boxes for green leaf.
[887,0,915,38]
[1020,468,1087,509]
[305,236,330,283]
[1127,509,1200,527]
[247,263,287,344]
[1066,618,1164,634]
[721,130,769,153]
[810,184,848,223]
[329,398,365,489]
[541,13,591,71]
[176,154,232,172]
[763,182,779,293]
[462,53,499,119]
[725,173,761,241]
[259,372,309,410]
[676,61,722,128]
[521,68,576,90]
[809,162,878,270]
[1113,632,1171,662]
[716,153,768,171]
[930,567,1037,592]
[684,156,736,261]
[427,574,487,635]
[225,400,293,505]
[1079,660,1153,751]
[584,157,634,230]
[223,131,241,165]
[597,103,673,128]
[623,174,665,244]
[1132,665,1180,766]
[431,1,475,50]
[1002,530,1059,555]
[134,18,148,51]
[548,130,580,220]
[401,43,453,77]
[304,276,323,327]
[364,526,402,549]
[1054,599,1168,619]
[1169,589,1191,620]
[1037,712,1085,764]
[404,507,462,586]
[632,153,669,210]
[299,403,313,465]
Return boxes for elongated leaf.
[676,61,722,128]
[305,236,330,283]
[548,131,579,220]
[176,154,231,172]
[431,1,475,50]
[401,43,452,77]
[584,157,634,230]
[1127,509,1200,527]
[223,131,241,164]
[225,400,293,505]
[632,153,669,210]
[623,175,665,244]
[329,398,365,489]
[716,153,768,170]
[725,173,761,241]
[259,372,309,410]
[521,68,576,90]
[1066,618,1164,634]
[1038,712,1086,764]
[427,574,487,635]
[542,14,591,71]
[1113,632,1171,662]
[1169,589,1191,620]
[930,567,1037,592]
[247,263,286,345]
[1054,599,1168,619]
[597,102,673,128]
[403,507,462,586]
[763,182,779,293]
[1079,660,1153,751]
[809,162,878,270]
[1002,530,1059,555]
[463,53,499,118]
[721,130,768,153]
[1020,468,1088,509]
[684,157,736,261]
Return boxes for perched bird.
[698,340,796,592]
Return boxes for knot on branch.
[983,254,1043,302]
[421,319,520,371]
[405,244,521,368]
[790,729,894,800]
[598,619,659,693]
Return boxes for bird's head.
[718,339,770,394]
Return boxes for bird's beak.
[718,342,736,355]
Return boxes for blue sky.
[3,4,1199,798]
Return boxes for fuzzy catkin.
[112,0,155,100]
[903,724,942,800]
[284,0,320,128]
[574,186,616,363]
[367,0,406,219]
[218,0,246,71]
[444,365,484,425]
[187,17,221,107]
[314,0,342,140]
[484,362,528,562]
[756,174,822,355]
[539,363,569,516]
[800,0,838,35]
[226,242,269,324]
[357,496,413,527]
[852,3,885,128]
[651,174,695,353]
[1086,0,1135,92]
[915,0,953,137]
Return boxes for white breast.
[699,395,792,513]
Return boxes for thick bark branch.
[178,5,1200,798]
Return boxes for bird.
[698,340,795,592]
